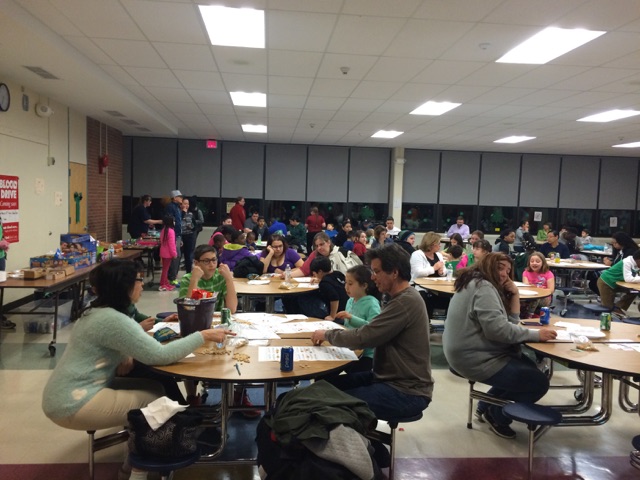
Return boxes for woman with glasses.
[42,259,232,479]
[259,234,304,275]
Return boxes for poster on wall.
[0,175,19,242]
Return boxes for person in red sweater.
[229,196,246,231]
[305,206,325,253]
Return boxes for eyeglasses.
[135,277,144,283]
[198,258,217,264]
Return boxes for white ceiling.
[1,0,640,156]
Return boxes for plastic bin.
[174,296,217,337]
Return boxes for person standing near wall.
[180,198,196,274]
[164,190,183,286]
[127,194,162,239]
[229,196,246,231]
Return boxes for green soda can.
[221,308,231,325]
[600,312,611,331]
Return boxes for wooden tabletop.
[580,249,610,257]
[413,277,552,299]
[0,249,141,291]
[616,281,640,291]
[153,338,352,383]
[233,277,318,296]
[526,341,640,376]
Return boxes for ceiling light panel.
[242,124,267,133]
[494,136,536,144]
[577,109,640,123]
[410,101,461,116]
[371,130,404,139]
[496,27,605,64]
[613,141,640,148]
[230,92,266,107]
[199,6,265,49]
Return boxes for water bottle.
[108,244,115,259]
[285,265,292,284]
[257,233,262,244]
[446,266,453,281]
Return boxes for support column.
[389,147,405,222]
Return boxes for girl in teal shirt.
[334,265,381,373]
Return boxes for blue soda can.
[540,307,550,325]
[280,346,294,372]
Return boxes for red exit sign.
[206,139,218,149]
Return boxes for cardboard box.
[50,265,75,276]
[22,268,45,279]
[60,233,97,255]
[45,270,65,281]
[67,253,93,269]
[30,255,69,269]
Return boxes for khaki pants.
[50,378,164,431]
[597,277,637,311]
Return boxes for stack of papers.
[258,346,358,362]
[274,321,343,335]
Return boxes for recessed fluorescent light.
[577,109,640,123]
[242,124,267,133]
[230,92,266,107]
[496,27,605,64]
[410,101,461,116]
[199,6,265,49]
[372,130,403,139]
[613,141,640,148]
[494,136,536,144]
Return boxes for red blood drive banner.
[0,175,19,242]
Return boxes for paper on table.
[274,321,343,334]
[150,322,180,334]
[284,314,308,321]
[258,346,358,362]
[556,329,605,340]
[296,282,319,289]
[234,312,293,326]
[293,277,313,283]
[229,323,281,340]
[519,289,538,296]
[247,279,270,285]
[513,281,527,287]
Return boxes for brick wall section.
[86,117,123,242]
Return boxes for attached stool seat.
[449,368,510,429]
[86,429,129,480]
[369,413,422,480]
[555,287,582,316]
[630,435,640,470]
[502,403,562,479]
[128,449,200,480]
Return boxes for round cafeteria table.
[233,277,317,313]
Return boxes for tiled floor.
[1,281,639,479]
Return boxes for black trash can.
[173,296,217,337]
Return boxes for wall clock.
[0,83,10,112]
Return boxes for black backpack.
[233,255,263,278]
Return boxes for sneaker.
[612,307,628,319]
[474,408,485,422]
[170,279,180,286]
[1,319,16,329]
[483,410,516,439]
[159,285,176,292]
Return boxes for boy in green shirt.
[287,215,307,252]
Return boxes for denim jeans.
[327,371,430,420]
[478,354,549,426]
[168,235,182,281]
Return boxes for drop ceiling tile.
[123,0,207,43]
[161,102,202,114]
[221,73,267,92]
[100,65,139,86]
[436,84,493,103]
[188,90,231,105]
[483,0,580,26]
[551,67,639,91]
[554,32,640,67]
[125,67,181,88]
[389,83,449,102]
[458,63,534,87]
[377,100,422,113]
[412,0,504,22]
[64,36,116,65]
[268,94,307,108]
[327,15,406,56]
[269,117,301,127]
[199,104,235,115]
[504,65,590,89]
[340,98,385,112]
[342,0,422,18]
[267,11,337,51]
[268,50,324,77]
[145,86,193,103]
[384,19,475,59]
[50,0,145,39]
[176,112,209,125]
[155,43,217,71]
[558,0,640,30]
[309,78,358,97]
[316,54,379,80]
[268,76,313,95]
[304,96,346,109]
[412,60,485,85]
[93,38,166,68]
[549,91,622,108]
[365,57,430,82]
[331,110,369,122]
[267,107,303,119]
[175,71,225,90]
[269,0,343,14]
[300,108,338,120]
[472,87,536,105]
[512,89,576,107]
[350,81,403,100]
[212,47,267,75]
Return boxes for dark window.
[558,208,595,235]
[478,206,516,234]
[596,209,633,236]
[520,207,557,237]
[440,205,477,233]
[307,202,347,228]
[401,203,436,232]
[349,203,388,229]
[264,201,304,223]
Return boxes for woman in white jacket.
[410,232,448,319]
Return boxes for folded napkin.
[140,396,187,431]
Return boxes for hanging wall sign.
[0,175,19,242]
